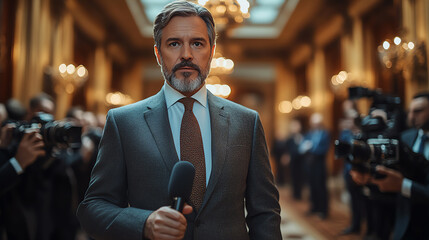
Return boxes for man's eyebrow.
[165,37,208,42]
[192,37,207,42]
[165,38,181,42]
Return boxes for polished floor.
[278,176,366,240]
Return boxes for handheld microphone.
[168,161,195,212]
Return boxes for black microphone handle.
[172,197,185,212]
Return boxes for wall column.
[87,45,111,114]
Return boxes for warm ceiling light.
[279,101,292,113]
[66,64,75,74]
[59,64,67,73]
[393,37,401,45]
[383,41,390,50]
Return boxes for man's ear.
[212,44,216,58]
[154,45,161,66]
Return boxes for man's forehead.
[162,16,208,40]
[410,98,429,109]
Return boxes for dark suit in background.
[285,135,304,199]
[302,128,330,218]
[393,128,429,240]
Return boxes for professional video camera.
[335,87,405,176]
[5,112,82,158]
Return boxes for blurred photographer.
[347,91,429,240]
[0,93,82,240]
[336,87,408,239]
[0,124,45,195]
[369,92,429,240]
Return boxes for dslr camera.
[5,112,82,158]
[335,87,404,175]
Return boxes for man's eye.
[169,42,179,47]
[193,42,203,47]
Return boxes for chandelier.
[54,63,88,94]
[378,36,428,84]
[196,0,251,31]
[378,36,416,72]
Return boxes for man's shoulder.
[109,91,163,116]
[400,128,419,145]
[401,128,418,138]
[210,94,257,115]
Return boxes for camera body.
[335,87,404,175]
[6,112,82,157]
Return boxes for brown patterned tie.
[179,97,206,211]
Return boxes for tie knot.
[179,98,195,112]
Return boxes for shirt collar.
[163,81,208,109]
[417,128,429,138]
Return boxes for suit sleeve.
[398,140,429,203]
[410,178,429,203]
[0,159,20,196]
[245,113,282,240]
[77,111,152,240]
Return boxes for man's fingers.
[375,165,390,174]
[148,207,188,240]
[182,204,193,215]
[375,165,400,177]
[158,207,188,227]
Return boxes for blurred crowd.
[273,89,429,240]
[0,93,104,240]
[2,88,429,240]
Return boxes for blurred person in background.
[338,100,366,235]
[0,93,80,240]
[0,124,45,195]
[300,112,330,219]
[26,92,55,121]
[271,136,287,186]
[369,92,429,240]
[66,106,102,202]
[283,117,305,200]
[5,98,27,121]
[350,92,429,240]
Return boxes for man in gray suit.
[76,1,281,240]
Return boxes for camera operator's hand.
[0,124,15,149]
[371,165,403,193]
[144,204,193,240]
[350,170,371,185]
[15,131,45,169]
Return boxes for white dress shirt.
[163,81,212,186]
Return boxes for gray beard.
[168,72,204,93]
[160,59,211,94]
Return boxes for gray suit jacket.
[77,89,281,240]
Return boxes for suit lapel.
[199,92,229,213]
[144,89,179,173]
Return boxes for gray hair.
[153,0,216,50]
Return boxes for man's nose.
[180,45,193,61]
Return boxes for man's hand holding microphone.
[144,161,195,240]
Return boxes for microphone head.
[168,161,195,200]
